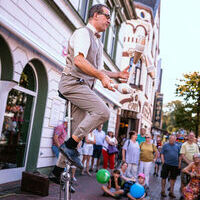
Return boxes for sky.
[160,0,200,105]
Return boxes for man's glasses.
[145,137,150,139]
[98,12,111,20]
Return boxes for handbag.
[107,144,118,155]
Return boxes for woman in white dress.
[82,132,96,176]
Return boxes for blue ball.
[130,183,145,198]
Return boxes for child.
[102,169,124,199]
[127,173,151,200]
[154,146,162,177]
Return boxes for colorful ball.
[130,183,145,198]
[96,169,110,184]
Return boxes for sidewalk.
[0,169,182,200]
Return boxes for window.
[130,58,142,87]
[68,0,90,22]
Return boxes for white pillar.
[0,80,17,137]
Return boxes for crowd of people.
[51,118,200,200]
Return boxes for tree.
[162,100,192,133]
[176,72,200,137]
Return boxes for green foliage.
[164,72,200,137]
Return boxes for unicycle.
[59,160,73,200]
[58,92,74,200]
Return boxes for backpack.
[122,181,135,194]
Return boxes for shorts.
[155,161,162,166]
[82,144,93,156]
[110,188,116,193]
[161,163,179,180]
[92,145,102,159]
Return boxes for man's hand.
[100,73,115,92]
[118,66,130,83]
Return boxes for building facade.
[117,0,162,138]
[0,0,136,184]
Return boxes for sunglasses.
[98,12,111,20]
[145,137,150,139]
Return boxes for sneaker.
[69,185,76,193]
[59,143,83,169]
[72,177,77,182]
[161,191,167,197]
[86,171,92,176]
[169,192,176,198]
[89,168,93,172]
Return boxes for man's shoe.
[49,172,60,184]
[59,143,83,169]
[169,192,176,198]
[161,191,167,197]
[69,185,76,193]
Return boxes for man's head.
[188,131,195,143]
[140,128,146,136]
[63,117,68,128]
[97,124,103,131]
[113,169,120,178]
[169,135,176,144]
[88,4,111,32]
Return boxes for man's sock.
[65,137,78,149]
[52,166,64,178]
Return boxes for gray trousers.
[57,74,110,168]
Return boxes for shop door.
[0,64,37,183]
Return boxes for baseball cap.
[63,117,69,122]
[138,173,145,179]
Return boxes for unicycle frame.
[59,101,73,200]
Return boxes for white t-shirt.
[103,135,117,150]
[93,129,105,146]
[69,23,103,68]
[123,139,140,164]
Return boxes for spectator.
[102,169,124,199]
[127,173,151,200]
[182,153,200,200]
[160,135,181,198]
[122,131,140,179]
[156,135,162,148]
[137,128,146,145]
[139,133,158,186]
[119,161,136,183]
[153,146,162,177]
[81,131,96,176]
[52,118,68,158]
[90,124,105,172]
[180,131,199,192]
[102,129,118,171]
[51,118,76,185]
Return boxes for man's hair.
[113,169,120,175]
[88,4,110,19]
[129,130,137,138]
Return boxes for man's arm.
[122,149,126,162]
[181,154,191,165]
[74,54,114,91]
[53,134,60,147]
[101,66,129,81]
[161,154,165,164]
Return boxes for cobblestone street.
[0,168,182,200]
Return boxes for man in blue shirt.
[160,135,181,198]
[136,128,146,145]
